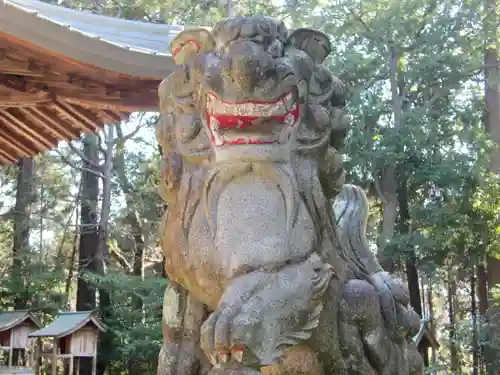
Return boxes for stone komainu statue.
[155,16,424,375]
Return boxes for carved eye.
[267,39,283,58]
[176,115,201,143]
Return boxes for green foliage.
[84,271,168,375]
[0,259,67,313]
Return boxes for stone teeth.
[284,112,295,126]
[209,116,224,146]
[207,94,293,117]
[214,133,224,146]
[284,92,294,111]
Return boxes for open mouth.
[205,91,299,147]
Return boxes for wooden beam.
[0,119,43,155]
[0,130,32,157]
[0,74,33,93]
[0,147,17,165]
[26,75,116,94]
[103,109,126,123]
[1,70,158,112]
[97,110,118,124]
[0,60,48,77]
[8,330,13,367]
[64,95,158,112]
[105,109,130,122]
[0,92,52,108]
[0,73,114,100]
[3,108,58,147]
[52,339,57,375]
[58,100,102,131]
[19,107,73,142]
[0,110,53,151]
[29,107,80,140]
[52,101,99,133]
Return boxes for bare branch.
[346,7,387,46]
[114,123,145,234]
[54,148,105,179]
[404,0,438,51]
[122,114,148,143]
[67,142,104,172]
[110,246,133,273]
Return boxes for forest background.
[1,0,499,374]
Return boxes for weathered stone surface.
[156,15,424,375]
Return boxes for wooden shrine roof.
[29,311,105,338]
[0,0,183,165]
[0,310,42,332]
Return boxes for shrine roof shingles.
[1,0,183,78]
[0,310,42,332]
[29,311,105,338]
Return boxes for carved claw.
[209,352,219,367]
[231,348,244,363]
[208,346,246,367]
[208,348,233,367]
[218,349,230,364]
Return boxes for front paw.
[201,308,245,366]
[200,292,261,368]
[200,258,333,369]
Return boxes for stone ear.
[170,28,215,65]
[286,28,331,63]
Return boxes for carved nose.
[221,41,276,93]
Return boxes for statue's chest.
[181,174,317,302]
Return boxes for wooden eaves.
[0,0,183,166]
[0,310,42,333]
[28,311,105,339]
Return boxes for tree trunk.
[483,0,500,371]
[11,158,35,310]
[11,158,35,366]
[128,220,145,373]
[398,172,426,365]
[377,46,404,273]
[65,202,79,306]
[398,176,421,315]
[76,134,100,375]
[95,126,114,375]
[478,262,489,315]
[114,124,147,374]
[472,266,479,375]
[76,134,99,311]
[448,273,460,373]
[157,283,210,375]
[477,260,488,373]
[427,279,437,368]
[114,124,146,310]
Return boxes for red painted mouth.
[205,92,299,146]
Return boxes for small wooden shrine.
[0,0,183,166]
[28,312,105,375]
[0,310,42,373]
